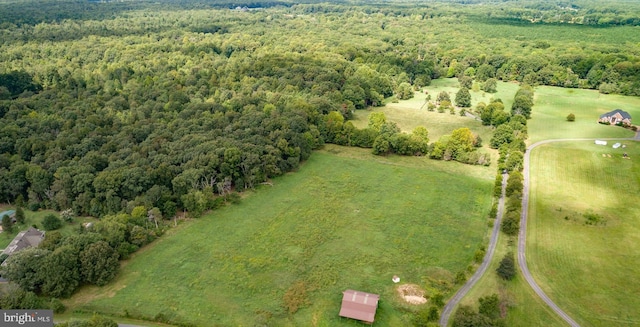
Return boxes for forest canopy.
[1,0,639,217]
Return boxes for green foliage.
[497,252,517,280]
[501,211,520,236]
[511,85,535,119]
[0,284,43,310]
[80,241,120,286]
[2,214,13,234]
[482,78,498,93]
[567,113,576,121]
[505,171,524,197]
[478,294,501,320]
[15,206,25,224]
[42,214,63,231]
[455,87,472,107]
[414,306,441,326]
[396,82,414,100]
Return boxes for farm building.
[1,227,45,265]
[339,290,380,324]
[599,109,632,125]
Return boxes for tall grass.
[69,148,493,326]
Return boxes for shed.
[339,290,380,324]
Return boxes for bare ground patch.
[397,284,427,305]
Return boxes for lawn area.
[526,140,640,326]
[528,86,639,143]
[68,146,494,326]
[0,207,96,249]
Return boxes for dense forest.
[2,0,639,220]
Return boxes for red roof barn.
[338,290,380,324]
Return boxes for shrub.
[566,113,575,121]
[496,253,516,280]
[42,214,63,231]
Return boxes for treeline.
[2,207,162,300]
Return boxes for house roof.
[600,109,631,119]
[1,227,45,257]
[339,290,379,324]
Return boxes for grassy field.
[529,86,639,143]
[67,146,494,326]
[352,78,520,144]
[450,83,639,326]
[526,141,640,327]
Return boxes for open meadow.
[352,78,519,145]
[529,86,639,143]
[68,146,494,326]
[526,141,640,327]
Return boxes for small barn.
[339,290,380,324]
[599,109,632,125]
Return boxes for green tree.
[436,91,450,103]
[367,112,387,132]
[80,241,120,286]
[41,245,80,298]
[15,206,25,224]
[496,252,517,280]
[455,87,472,107]
[458,76,473,89]
[478,294,501,320]
[1,247,50,293]
[42,214,63,231]
[482,78,498,93]
[567,113,576,121]
[2,214,13,234]
[396,82,414,100]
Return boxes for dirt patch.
[397,284,427,305]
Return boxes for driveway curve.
[519,137,636,327]
[439,172,508,326]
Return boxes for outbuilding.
[339,290,380,324]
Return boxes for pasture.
[352,78,519,145]
[527,141,640,326]
[68,146,494,326]
[528,86,639,143]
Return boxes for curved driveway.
[439,173,508,326]
[441,135,637,327]
[519,137,636,327]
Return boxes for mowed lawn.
[527,141,640,326]
[529,86,639,143]
[70,147,493,326]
